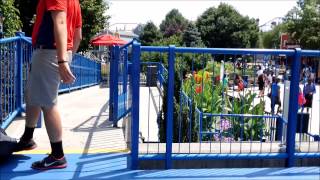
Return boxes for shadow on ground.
[1,153,319,180]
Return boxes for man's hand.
[58,62,76,84]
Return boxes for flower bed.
[182,68,266,142]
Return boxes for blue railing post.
[15,32,24,115]
[275,117,283,141]
[112,46,120,127]
[199,111,203,142]
[130,41,141,170]
[286,48,301,167]
[166,45,175,169]
[109,47,114,123]
[98,62,101,83]
[123,48,128,95]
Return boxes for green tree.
[159,9,188,38]
[284,0,320,49]
[133,23,144,36]
[153,34,182,46]
[79,0,110,51]
[182,22,204,47]
[14,0,37,36]
[261,23,287,48]
[196,3,259,48]
[139,21,162,46]
[0,0,22,37]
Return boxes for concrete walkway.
[6,85,128,154]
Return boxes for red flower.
[195,85,202,94]
[194,74,202,84]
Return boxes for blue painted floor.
[0,153,319,180]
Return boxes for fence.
[115,41,319,169]
[109,44,131,127]
[0,33,101,129]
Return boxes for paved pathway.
[6,85,128,154]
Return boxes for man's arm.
[51,10,68,62]
[51,10,75,83]
[73,27,82,53]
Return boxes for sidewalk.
[6,85,128,154]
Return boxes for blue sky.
[106,0,297,31]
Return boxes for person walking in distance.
[270,77,281,114]
[303,78,316,113]
[14,0,82,170]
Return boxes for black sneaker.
[31,155,67,170]
[14,139,37,152]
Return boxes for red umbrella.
[90,34,127,46]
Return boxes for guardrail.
[0,33,101,129]
[123,42,320,169]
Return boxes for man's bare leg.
[25,105,41,128]
[42,105,64,158]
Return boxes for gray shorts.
[25,49,72,107]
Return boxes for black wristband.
[58,60,69,64]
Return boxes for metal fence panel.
[127,44,320,169]
[0,35,101,129]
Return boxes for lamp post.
[0,11,4,39]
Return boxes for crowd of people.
[255,64,317,114]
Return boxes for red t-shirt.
[32,0,82,50]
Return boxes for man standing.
[270,77,281,114]
[15,0,82,170]
[303,78,316,112]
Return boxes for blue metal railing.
[0,34,101,129]
[59,54,100,93]
[108,40,319,169]
[126,44,320,169]
[109,42,132,127]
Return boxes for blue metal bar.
[113,46,120,126]
[15,33,23,116]
[1,109,21,129]
[294,153,320,158]
[175,47,296,55]
[120,38,137,49]
[166,45,175,169]
[21,36,32,43]
[138,153,288,160]
[123,48,128,95]
[286,48,302,167]
[130,41,141,170]
[138,154,166,160]
[123,48,128,115]
[171,153,288,160]
[275,117,283,141]
[0,37,20,43]
[141,46,169,52]
[199,111,203,143]
[109,47,115,122]
[300,50,320,57]
[201,113,284,121]
[141,46,297,56]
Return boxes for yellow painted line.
[14,148,130,154]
